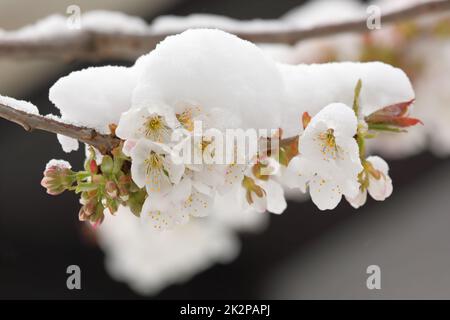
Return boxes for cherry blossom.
[129,139,185,197]
[116,104,179,143]
[242,156,287,214]
[41,159,73,195]
[346,155,393,209]
[140,176,214,230]
[285,103,363,210]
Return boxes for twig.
[0,0,449,62]
[0,101,299,155]
[0,102,120,153]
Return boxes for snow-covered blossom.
[41,159,73,195]
[346,155,393,208]
[10,10,423,295]
[129,139,184,197]
[132,29,284,131]
[44,29,416,222]
[285,103,363,210]
[116,104,179,143]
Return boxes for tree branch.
[0,101,297,155]
[0,0,449,62]
[0,102,120,154]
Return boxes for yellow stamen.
[176,109,194,131]
[318,128,340,159]
[142,115,167,141]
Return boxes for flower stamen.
[144,152,168,192]
[142,115,169,142]
[319,128,340,159]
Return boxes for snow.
[133,29,285,131]
[57,134,79,153]
[151,14,288,33]
[0,11,149,42]
[0,14,70,41]
[49,65,138,134]
[48,65,139,152]
[149,0,364,34]
[82,11,149,34]
[282,0,365,26]
[45,159,71,170]
[279,61,414,137]
[0,94,39,114]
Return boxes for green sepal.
[101,156,114,175]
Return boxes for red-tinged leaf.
[367,115,423,127]
[365,99,422,129]
[302,112,311,130]
[366,99,415,119]
[390,117,423,127]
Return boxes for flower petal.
[116,108,145,140]
[309,176,342,210]
[346,190,367,209]
[264,179,287,214]
[367,156,393,201]
[141,196,189,230]
[284,156,309,192]
[180,188,213,217]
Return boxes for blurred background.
[1,0,450,299]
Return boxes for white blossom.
[116,104,179,143]
[244,156,287,214]
[346,155,393,208]
[285,103,363,210]
[129,139,184,197]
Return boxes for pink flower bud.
[41,160,73,196]
[78,199,97,221]
[105,181,118,198]
[117,175,131,197]
[89,159,98,174]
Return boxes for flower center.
[144,152,164,175]
[144,152,169,192]
[176,109,194,131]
[319,128,339,159]
[143,115,167,141]
[201,139,212,152]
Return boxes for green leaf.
[112,157,123,175]
[128,190,146,217]
[101,156,114,175]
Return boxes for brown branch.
[0,101,299,155]
[0,102,120,154]
[0,0,449,62]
